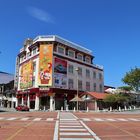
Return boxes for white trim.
[53,120,59,140]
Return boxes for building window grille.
[93,71,96,79]
[33,62,36,72]
[77,67,82,76]
[99,84,103,92]
[93,83,96,91]
[32,47,37,55]
[77,53,83,61]
[68,50,75,58]
[78,80,82,90]
[86,69,90,78]
[32,76,35,87]
[58,46,65,54]
[68,64,74,74]
[68,79,74,89]
[85,56,90,63]
[99,73,102,80]
[86,82,90,91]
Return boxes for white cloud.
[27,6,54,23]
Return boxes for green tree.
[122,67,140,92]
[118,86,133,91]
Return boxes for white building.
[15,35,104,110]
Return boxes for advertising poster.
[20,60,33,89]
[38,44,53,86]
[54,57,67,88]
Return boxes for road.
[0,111,140,140]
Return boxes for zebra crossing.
[0,116,140,122]
[58,112,100,140]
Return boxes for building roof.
[86,92,108,100]
[0,71,14,84]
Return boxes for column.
[94,100,97,111]
[50,95,53,111]
[27,94,30,108]
[15,97,18,107]
[35,95,39,110]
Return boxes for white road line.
[0,117,4,120]
[7,118,17,120]
[20,118,29,121]
[57,111,60,119]
[60,132,91,136]
[46,118,54,121]
[117,118,128,121]
[94,118,104,121]
[53,120,59,140]
[128,118,140,121]
[60,138,94,140]
[33,118,42,121]
[71,113,79,119]
[60,126,83,128]
[82,118,91,121]
[106,118,116,121]
[60,123,80,125]
[60,119,77,121]
[60,128,87,131]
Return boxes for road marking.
[60,132,91,136]
[117,118,128,121]
[60,125,83,128]
[106,118,116,121]
[53,120,59,140]
[128,118,140,121]
[46,118,54,121]
[60,119,77,121]
[20,118,29,121]
[0,117,4,120]
[60,138,94,140]
[57,111,60,119]
[82,118,91,121]
[94,118,104,121]
[33,118,42,121]
[60,128,87,131]
[60,123,80,125]
[7,118,17,121]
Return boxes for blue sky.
[0,0,140,87]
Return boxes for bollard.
[110,106,112,112]
[124,106,127,111]
[119,106,121,112]
[86,106,89,112]
[134,106,136,110]
[61,106,63,111]
[73,107,75,112]
[129,106,132,110]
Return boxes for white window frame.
[77,53,83,61]
[68,49,75,58]
[57,46,65,55]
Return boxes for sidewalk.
[0,107,16,112]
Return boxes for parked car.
[15,105,29,111]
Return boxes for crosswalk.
[59,112,100,140]
[0,117,140,122]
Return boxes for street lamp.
[75,68,79,111]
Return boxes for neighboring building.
[0,72,16,108]
[15,35,104,110]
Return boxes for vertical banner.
[38,44,53,86]
[20,60,33,89]
[54,57,67,88]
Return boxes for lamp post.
[75,68,79,111]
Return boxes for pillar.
[50,95,53,111]
[94,100,97,111]
[35,95,39,110]
[16,97,18,107]
[27,94,30,108]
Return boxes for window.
[32,47,37,55]
[68,79,74,89]
[77,67,82,76]
[86,82,90,91]
[86,69,90,78]
[68,50,75,58]
[27,52,30,58]
[33,62,36,72]
[68,64,74,74]
[58,46,65,54]
[99,73,102,80]
[93,71,96,79]
[85,56,91,63]
[78,80,82,90]
[99,84,103,92]
[93,83,96,91]
[77,53,83,61]
[32,76,35,87]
